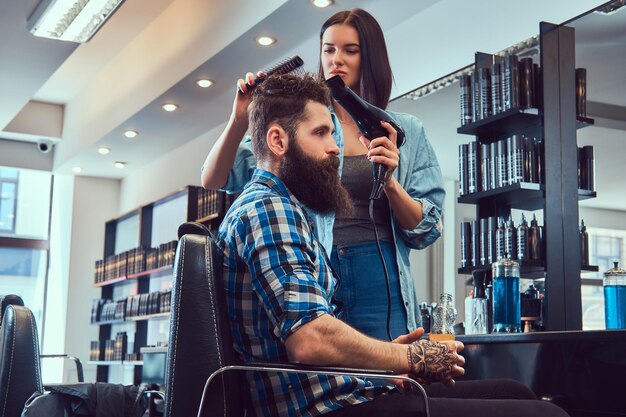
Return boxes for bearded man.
[213,73,564,417]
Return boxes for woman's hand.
[359,120,400,181]
[232,71,265,125]
[407,340,465,387]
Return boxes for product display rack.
[92,185,226,383]
[457,22,598,331]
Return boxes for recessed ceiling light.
[97,147,111,155]
[256,36,276,46]
[72,166,82,174]
[114,161,127,169]
[311,0,334,7]
[196,79,213,88]
[124,130,138,138]
[162,103,178,112]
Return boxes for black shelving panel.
[457,109,542,140]
[457,22,597,331]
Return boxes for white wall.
[55,176,120,382]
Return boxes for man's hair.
[317,8,393,109]
[249,73,331,161]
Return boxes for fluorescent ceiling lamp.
[28,0,126,43]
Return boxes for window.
[582,228,626,330]
[0,168,18,234]
[0,165,52,341]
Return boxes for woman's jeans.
[331,241,408,340]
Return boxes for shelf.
[94,275,127,288]
[458,259,545,276]
[576,116,595,129]
[578,189,596,201]
[458,183,597,208]
[456,111,593,140]
[88,360,143,366]
[458,182,544,210]
[196,212,219,223]
[128,312,170,321]
[93,319,126,325]
[94,312,170,325]
[140,346,168,354]
[459,262,599,277]
[457,108,541,139]
[127,264,173,280]
[93,265,174,288]
[581,265,599,272]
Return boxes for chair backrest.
[0,295,24,326]
[164,229,244,417]
[0,304,43,417]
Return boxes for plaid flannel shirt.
[215,169,393,417]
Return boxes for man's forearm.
[285,314,409,374]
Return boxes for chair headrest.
[177,221,212,239]
[0,294,24,325]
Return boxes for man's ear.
[266,124,289,157]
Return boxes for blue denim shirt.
[221,110,445,331]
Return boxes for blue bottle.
[603,262,626,329]
[491,256,521,333]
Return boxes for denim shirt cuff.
[398,198,442,249]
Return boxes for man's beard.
[280,141,354,216]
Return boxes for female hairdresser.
[201,8,444,341]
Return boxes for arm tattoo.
[407,340,454,381]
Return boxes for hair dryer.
[326,75,406,200]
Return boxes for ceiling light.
[72,166,82,173]
[196,79,213,88]
[162,103,178,112]
[114,161,126,169]
[124,130,138,138]
[97,147,111,155]
[311,0,334,7]
[27,0,126,43]
[256,36,276,46]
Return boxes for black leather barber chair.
[0,295,85,417]
[0,298,43,417]
[164,222,429,417]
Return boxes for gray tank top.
[333,155,394,245]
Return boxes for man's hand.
[389,328,428,389]
[407,340,465,387]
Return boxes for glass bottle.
[528,214,542,261]
[580,219,589,266]
[471,270,489,335]
[492,257,521,332]
[419,302,432,333]
[517,213,529,261]
[604,262,626,330]
[430,293,457,341]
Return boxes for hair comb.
[238,55,304,94]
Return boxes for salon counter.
[457,330,626,417]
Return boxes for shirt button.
[405,302,409,306]
[399,271,403,275]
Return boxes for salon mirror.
[388,0,626,315]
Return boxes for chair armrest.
[246,361,395,375]
[198,364,429,417]
[41,354,84,382]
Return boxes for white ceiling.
[2,0,620,207]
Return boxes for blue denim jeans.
[331,241,408,341]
